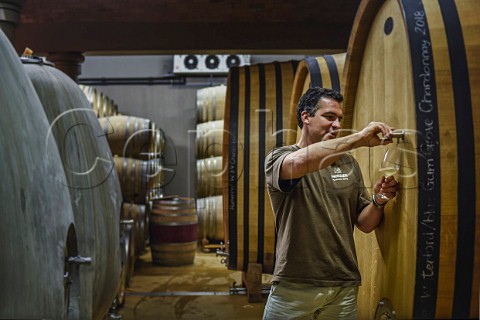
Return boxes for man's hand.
[357,122,395,148]
[373,175,398,203]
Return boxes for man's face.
[306,97,343,142]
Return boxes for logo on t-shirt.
[331,165,349,181]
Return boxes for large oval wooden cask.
[23,58,123,320]
[0,30,77,319]
[222,60,299,274]
[341,0,479,318]
[286,54,346,145]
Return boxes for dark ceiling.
[13,0,362,56]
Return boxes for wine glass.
[376,144,401,201]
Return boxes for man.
[263,87,398,319]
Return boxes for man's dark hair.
[296,87,343,128]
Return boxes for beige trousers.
[262,281,358,320]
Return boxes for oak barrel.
[196,156,223,198]
[122,202,149,255]
[196,195,224,243]
[150,197,198,266]
[341,0,479,318]
[99,115,154,159]
[196,120,224,159]
[286,53,346,145]
[114,156,150,204]
[196,85,227,123]
[147,157,165,201]
[0,30,77,319]
[222,60,299,274]
[79,85,98,115]
[118,219,135,298]
[80,85,118,118]
[151,126,166,159]
[95,91,117,118]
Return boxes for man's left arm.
[356,176,398,233]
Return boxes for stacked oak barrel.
[82,86,166,306]
[80,85,118,118]
[195,85,227,250]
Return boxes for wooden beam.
[14,21,352,55]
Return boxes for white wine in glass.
[379,166,399,177]
[377,145,401,201]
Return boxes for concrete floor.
[114,248,272,320]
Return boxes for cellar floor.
[112,247,272,320]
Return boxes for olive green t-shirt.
[265,145,371,287]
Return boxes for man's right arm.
[280,122,393,180]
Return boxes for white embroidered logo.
[331,165,349,181]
